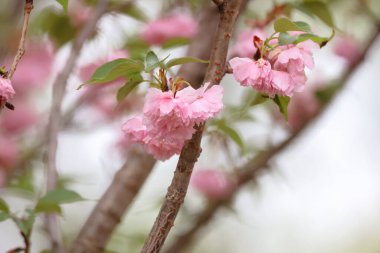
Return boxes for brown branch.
[44,1,109,252]
[7,0,33,80]
[163,24,380,253]
[70,148,156,253]
[140,1,243,253]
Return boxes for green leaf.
[294,33,329,46]
[56,0,68,13]
[81,59,144,87]
[279,32,297,45]
[212,120,245,150]
[0,212,10,222]
[298,1,334,27]
[293,21,311,33]
[273,95,290,121]
[0,198,9,214]
[116,75,144,102]
[166,57,209,69]
[117,4,148,21]
[145,51,160,72]
[162,37,190,49]
[35,189,85,213]
[274,18,311,33]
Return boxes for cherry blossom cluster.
[122,83,223,160]
[229,32,319,97]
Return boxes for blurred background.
[1,0,380,252]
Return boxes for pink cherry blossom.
[10,41,54,95]
[122,83,224,160]
[230,29,266,58]
[0,100,38,134]
[0,77,15,107]
[229,57,272,87]
[141,14,198,45]
[122,116,147,143]
[191,169,236,200]
[333,36,362,64]
[176,83,224,123]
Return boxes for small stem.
[21,232,30,253]
[7,0,33,80]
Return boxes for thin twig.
[140,1,243,253]
[163,24,380,253]
[44,1,109,252]
[7,0,33,80]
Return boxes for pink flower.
[176,83,224,123]
[0,138,18,169]
[0,100,38,134]
[230,29,266,58]
[229,57,272,87]
[0,77,15,102]
[141,14,198,45]
[10,41,54,95]
[122,83,224,160]
[191,169,236,200]
[122,116,147,143]
[333,36,362,64]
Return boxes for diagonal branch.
[7,0,33,80]
[44,1,109,252]
[140,1,243,252]
[163,24,380,253]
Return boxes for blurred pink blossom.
[10,41,54,95]
[0,77,15,106]
[191,169,235,200]
[0,100,38,134]
[333,36,362,64]
[122,83,223,160]
[141,14,198,45]
[0,138,18,169]
[230,29,266,58]
[69,1,92,27]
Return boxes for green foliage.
[210,119,245,151]
[34,188,85,214]
[297,1,335,27]
[116,3,148,22]
[145,51,161,72]
[11,209,36,236]
[274,18,312,33]
[165,57,209,68]
[273,95,290,121]
[0,198,10,213]
[162,38,191,49]
[56,0,69,13]
[278,32,297,45]
[81,59,144,86]
[116,74,144,103]
[34,9,77,47]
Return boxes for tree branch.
[140,1,243,252]
[70,147,156,253]
[163,24,380,253]
[7,0,33,80]
[44,1,109,252]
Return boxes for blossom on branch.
[0,77,15,107]
[122,83,223,160]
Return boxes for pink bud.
[0,77,15,106]
[191,169,236,200]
